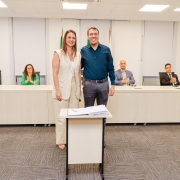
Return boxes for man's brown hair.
[87,27,99,35]
[165,63,171,68]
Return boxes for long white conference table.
[0,85,54,125]
[0,85,180,125]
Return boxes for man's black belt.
[84,78,108,83]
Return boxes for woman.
[52,30,81,149]
[21,64,40,85]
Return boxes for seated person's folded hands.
[171,77,177,84]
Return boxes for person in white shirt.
[52,30,81,149]
[115,60,135,86]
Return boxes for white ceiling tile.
[102,0,123,3]
[110,11,134,16]
[12,8,39,14]
[38,8,63,14]
[86,10,110,15]
[87,3,116,10]
[119,0,176,4]
[172,15,180,21]
[113,3,143,12]
[153,12,180,18]
[1,0,180,20]
[0,8,15,16]
[129,12,159,20]
[110,16,134,20]
[32,0,58,1]
[32,1,60,9]
[3,0,34,9]
[63,10,87,15]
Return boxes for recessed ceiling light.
[62,2,87,10]
[139,4,169,12]
[0,1,7,8]
[174,8,180,11]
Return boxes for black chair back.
[36,71,40,85]
[159,72,166,86]
[159,72,174,86]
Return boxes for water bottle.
[34,79,37,86]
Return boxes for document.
[68,108,87,116]
[68,105,109,116]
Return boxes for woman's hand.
[26,76,30,83]
[56,90,62,101]
[26,76,30,82]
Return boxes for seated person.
[115,60,135,86]
[21,64,40,85]
[160,63,180,86]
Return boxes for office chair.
[36,71,40,85]
[159,72,166,86]
[159,72,174,86]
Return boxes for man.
[115,60,135,86]
[160,63,180,86]
[81,27,115,107]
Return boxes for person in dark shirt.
[81,27,115,107]
[160,63,180,86]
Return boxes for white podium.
[59,109,112,180]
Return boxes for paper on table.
[68,108,88,116]
[68,105,109,116]
[86,105,109,115]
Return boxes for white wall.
[1,18,180,85]
[112,20,142,85]
[0,17,14,85]
[174,22,180,77]
[143,21,174,76]
[79,20,111,48]
[13,18,46,76]
[46,19,80,85]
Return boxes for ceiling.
[1,0,180,21]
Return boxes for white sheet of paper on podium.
[68,105,109,116]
